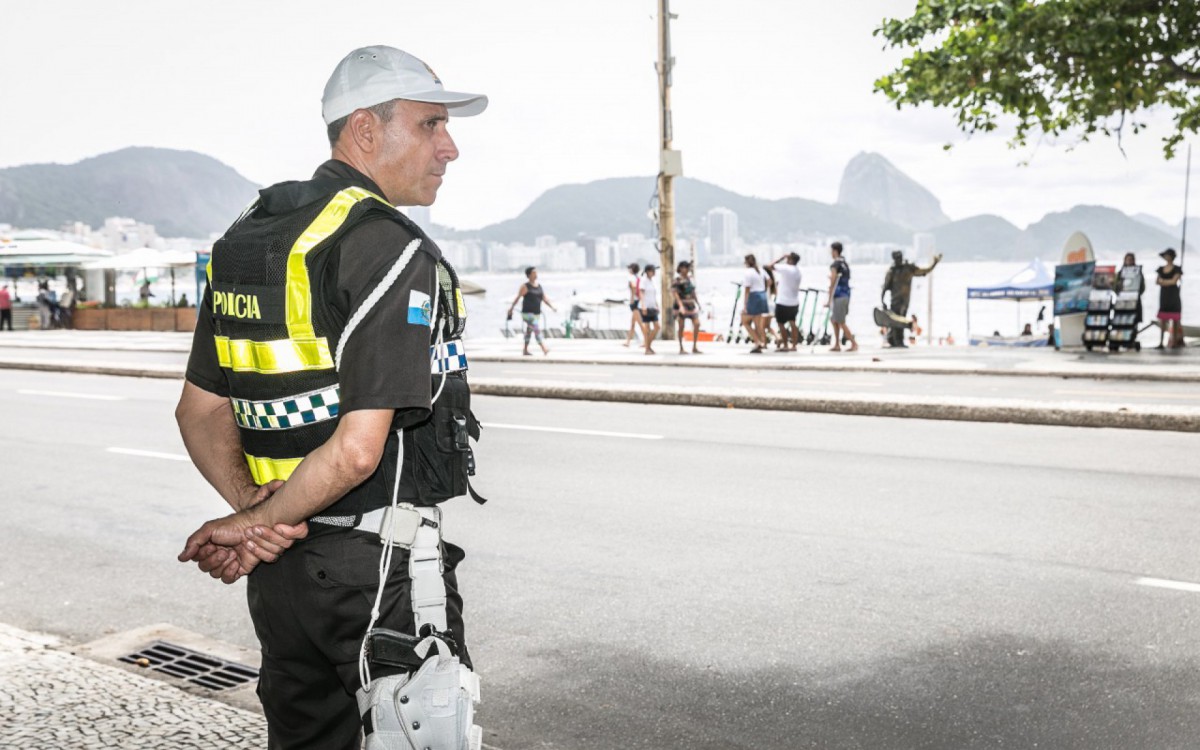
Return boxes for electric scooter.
[725,283,743,343]
[803,288,822,345]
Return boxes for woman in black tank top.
[507,266,557,355]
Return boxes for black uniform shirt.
[186,159,439,429]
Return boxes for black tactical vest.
[206,181,483,517]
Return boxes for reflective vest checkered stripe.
[231,386,342,430]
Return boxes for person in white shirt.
[765,252,802,351]
[622,262,643,348]
[740,254,769,353]
[638,264,662,354]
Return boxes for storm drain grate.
[119,640,258,691]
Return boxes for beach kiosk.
[966,258,1055,346]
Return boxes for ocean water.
[456,259,1196,343]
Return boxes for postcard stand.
[1082,289,1112,351]
[1108,291,1142,352]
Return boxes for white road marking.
[18,389,125,401]
[500,368,613,378]
[1135,577,1200,593]
[1056,389,1200,400]
[483,423,663,440]
[107,447,192,462]
[734,378,883,387]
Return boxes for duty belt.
[311,505,448,634]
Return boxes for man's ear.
[347,110,379,153]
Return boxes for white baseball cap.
[321,45,488,125]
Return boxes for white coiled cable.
[351,245,449,690]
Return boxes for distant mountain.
[1025,205,1175,257]
[1133,212,1175,235]
[931,215,1024,260]
[0,147,259,237]
[837,152,949,230]
[466,176,912,245]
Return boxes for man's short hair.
[831,241,843,255]
[788,252,800,264]
[628,263,640,273]
[326,99,398,147]
[524,266,536,278]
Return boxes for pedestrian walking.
[138,279,155,305]
[507,266,556,356]
[826,242,858,352]
[671,260,702,354]
[639,264,662,354]
[35,280,52,330]
[1155,248,1185,349]
[175,44,488,749]
[765,252,802,351]
[0,283,12,331]
[741,254,769,353]
[58,282,76,330]
[623,262,642,347]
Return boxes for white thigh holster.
[358,637,481,750]
[354,504,482,750]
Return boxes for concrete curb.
[469,353,1200,383]
[470,379,1200,433]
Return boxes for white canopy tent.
[0,234,113,267]
[84,248,199,305]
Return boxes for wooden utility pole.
[656,0,682,338]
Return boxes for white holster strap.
[311,504,448,634]
[409,507,448,634]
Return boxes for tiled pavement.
[0,624,266,749]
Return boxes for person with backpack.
[671,260,703,354]
[825,242,858,352]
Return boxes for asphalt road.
[1,370,1199,749]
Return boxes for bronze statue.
[881,250,941,348]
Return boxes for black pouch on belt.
[400,372,483,505]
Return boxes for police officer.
[175,46,486,749]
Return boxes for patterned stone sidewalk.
[0,624,266,749]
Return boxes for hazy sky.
[2,1,1192,234]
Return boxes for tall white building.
[707,207,738,257]
[404,206,432,232]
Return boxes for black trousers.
[246,531,470,750]
[0,309,10,330]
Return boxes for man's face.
[372,100,459,206]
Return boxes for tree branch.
[1160,56,1200,84]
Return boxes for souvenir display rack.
[1108,291,1141,351]
[1082,289,1111,351]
